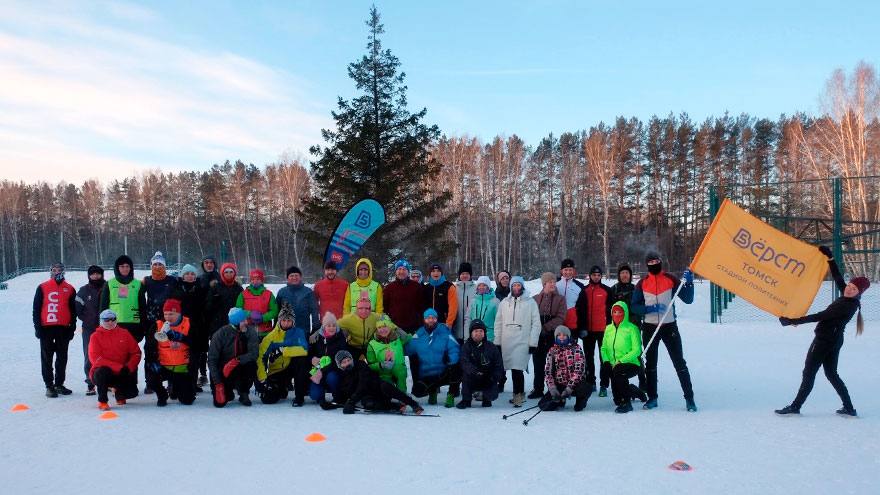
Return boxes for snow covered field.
[2,271,877,494]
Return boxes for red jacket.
[313,277,349,319]
[88,326,142,378]
[383,279,425,331]
[575,282,612,333]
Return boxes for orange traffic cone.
[10,403,29,412]
[99,411,118,420]
[305,432,326,443]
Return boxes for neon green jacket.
[366,331,411,392]
[600,301,642,367]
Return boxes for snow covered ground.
[1,271,877,494]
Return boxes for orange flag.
[692,199,829,317]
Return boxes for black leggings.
[642,322,694,400]
[792,334,853,409]
[582,331,610,388]
[511,369,525,394]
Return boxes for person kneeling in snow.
[88,309,141,410]
[600,302,648,414]
[406,308,462,408]
[334,350,423,415]
[309,313,349,408]
[208,307,259,407]
[539,326,589,412]
[366,315,411,392]
[145,298,195,406]
[457,319,504,408]
[257,304,311,406]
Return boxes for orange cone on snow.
[305,432,326,443]
[10,403,30,412]
[99,411,118,420]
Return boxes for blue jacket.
[275,282,321,333]
[405,323,460,378]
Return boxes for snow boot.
[291,396,304,407]
[527,389,543,400]
[198,374,208,387]
[643,398,658,410]
[512,392,525,408]
[98,401,110,411]
[615,401,633,414]
[55,384,72,395]
[428,391,438,405]
[456,399,471,409]
[45,386,58,398]
[86,385,96,396]
[473,391,483,401]
[157,397,168,407]
[598,387,608,397]
[686,398,698,412]
[574,397,587,412]
[481,399,492,407]
[775,404,800,415]
[445,392,455,408]
[630,384,647,402]
[836,406,857,417]
[115,399,126,406]
[239,394,252,407]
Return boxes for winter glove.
[381,360,394,370]
[682,269,694,285]
[549,385,561,399]
[309,332,320,344]
[213,383,226,405]
[645,303,667,314]
[209,279,218,288]
[562,387,574,399]
[819,245,833,259]
[249,311,263,324]
[779,317,794,327]
[343,401,356,414]
[311,356,321,367]
[267,342,284,354]
[222,358,240,378]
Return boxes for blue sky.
[1,0,877,183]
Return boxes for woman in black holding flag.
[775,246,868,417]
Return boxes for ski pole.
[640,271,689,360]
[502,403,540,420]
[522,407,544,426]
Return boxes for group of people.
[32,245,865,417]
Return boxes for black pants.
[607,362,641,405]
[212,361,256,407]
[539,380,591,410]
[792,334,853,409]
[40,329,71,387]
[412,365,461,397]
[358,381,420,410]
[511,369,525,394]
[582,331,610,388]
[92,366,138,403]
[461,373,500,402]
[148,367,195,405]
[260,357,310,404]
[532,348,549,392]
[642,321,694,400]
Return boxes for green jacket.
[366,331,411,392]
[469,292,498,341]
[600,301,642,367]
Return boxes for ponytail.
[856,308,864,336]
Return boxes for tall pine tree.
[304,6,452,277]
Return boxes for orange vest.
[155,317,190,366]
[39,279,75,326]
[242,288,273,333]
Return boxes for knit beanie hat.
[476,275,492,287]
[286,265,302,277]
[180,264,198,277]
[150,251,166,266]
[228,307,248,326]
[322,312,338,328]
[162,298,182,314]
[850,276,870,294]
[87,265,104,276]
[469,319,487,333]
[278,303,295,322]
[554,325,571,339]
[560,259,575,269]
[423,308,438,319]
[590,265,602,275]
[394,259,411,272]
[334,350,353,369]
[457,262,473,276]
